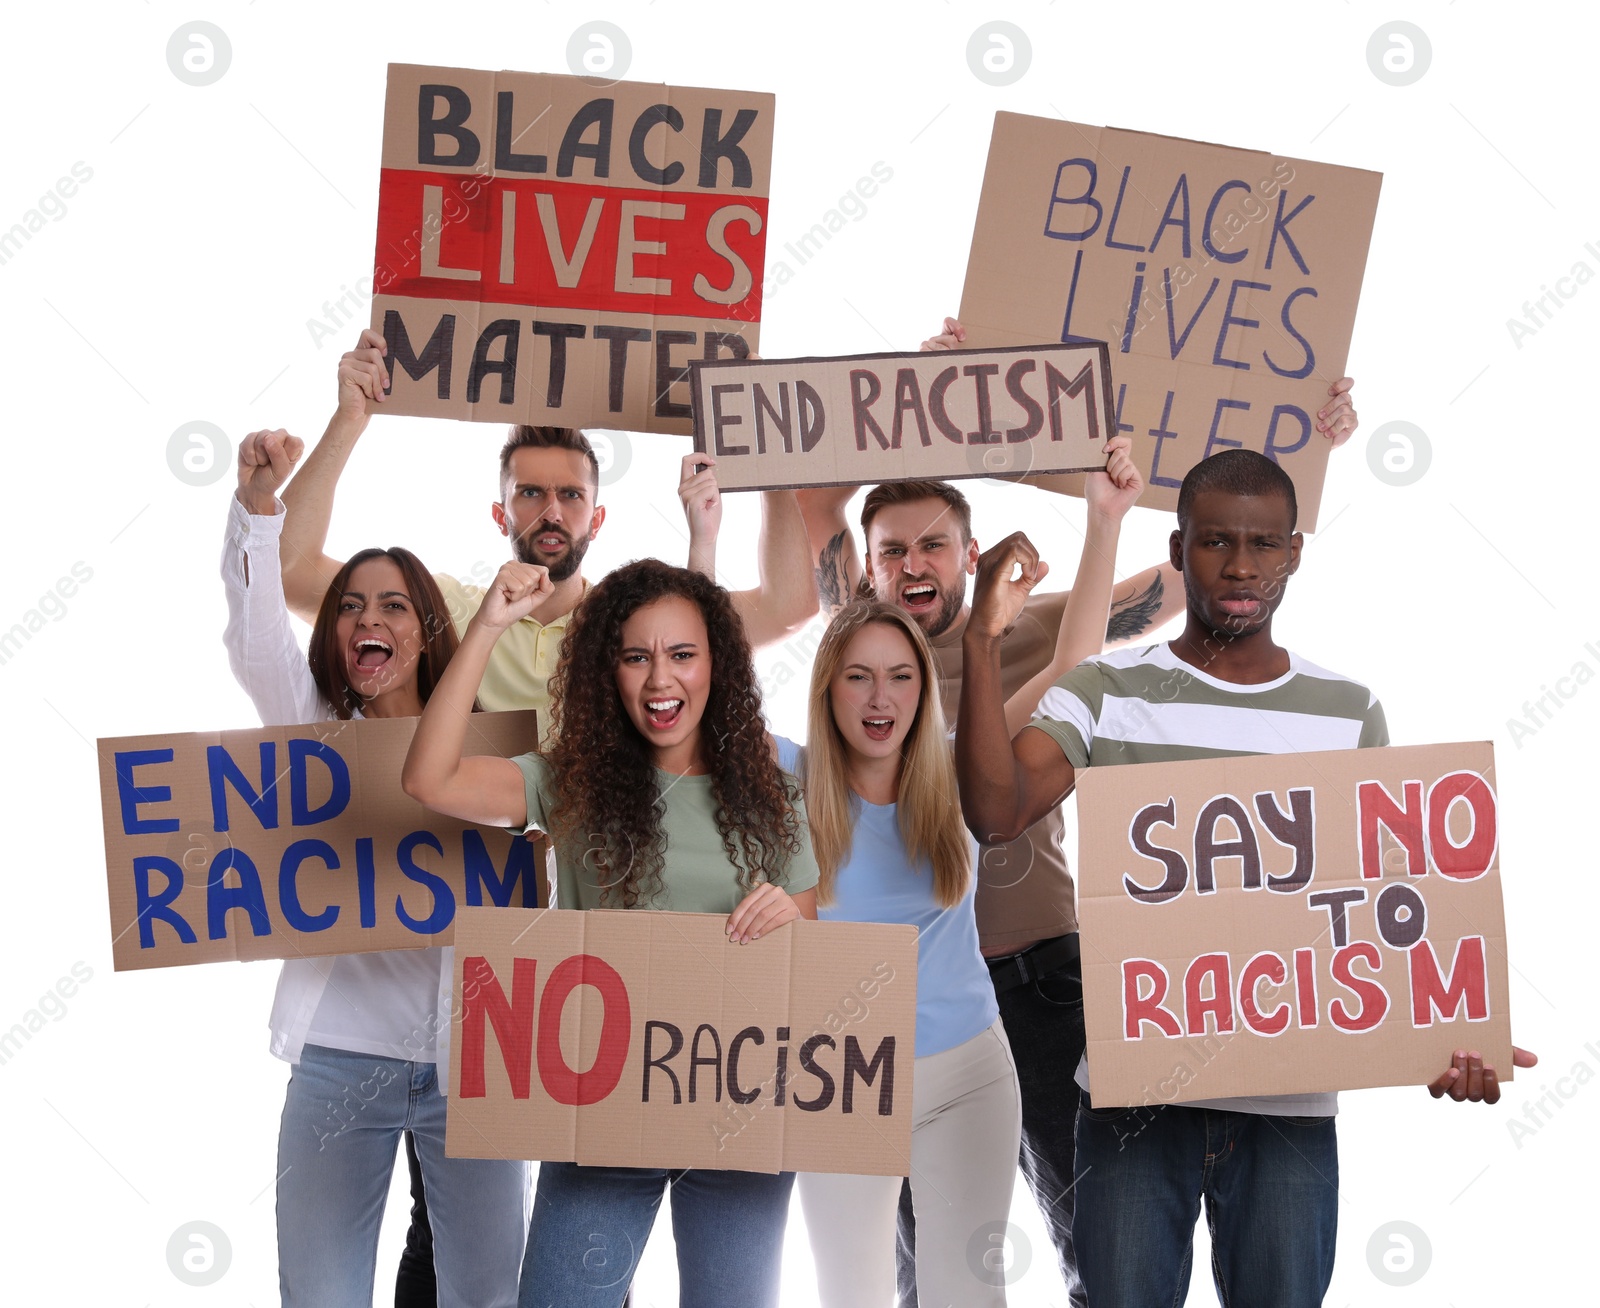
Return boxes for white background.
[2,2,1595,1303]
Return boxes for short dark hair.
[859,480,973,543]
[308,548,463,719]
[1176,450,1298,533]
[499,426,599,494]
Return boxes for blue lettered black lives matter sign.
[959,113,1383,530]
[99,712,542,970]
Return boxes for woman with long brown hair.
[403,555,819,1308]
[225,428,527,1308]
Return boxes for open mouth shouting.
[862,716,895,742]
[899,582,939,614]
[353,637,394,672]
[644,697,686,731]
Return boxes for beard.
[901,581,966,640]
[514,524,591,583]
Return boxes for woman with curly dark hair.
[404,555,819,1308]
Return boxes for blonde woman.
[782,439,1143,1304]
[779,600,1017,1306]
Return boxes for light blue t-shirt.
[777,738,997,1057]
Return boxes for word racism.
[447,909,917,1176]
[97,713,541,970]
[1076,743,1513,1106]
[691,343,1112,490]
[959,114,1383,528]
[370,64,773,434]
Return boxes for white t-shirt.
[222,497,443,1064]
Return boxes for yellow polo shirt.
[433,574,587,734]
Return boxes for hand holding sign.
[725,881,807,944]
[235,428,303,515]
[1428,1045,1538,1105]
[338,329,390,415]
[1317,376,1359,447]
[472,562,554,633]
[679,452,723,539]
[1085,435,1144,522]
[919,316,967,352]
[970,532,1050,641]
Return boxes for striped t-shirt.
[1028,641,1389,1117]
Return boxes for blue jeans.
[519,1162,795,1308]
[1073,1097,1339,1307]
[276,1044,529,1308]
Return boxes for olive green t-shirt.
[511,752,820,912]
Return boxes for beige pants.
[799,1018,1022,1308]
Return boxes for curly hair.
[542,558,801,907]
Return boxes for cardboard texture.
[1074,742,1512,1106]
[447,907,917,1175]
[99,711,542,971]
[371,64,773,433]
[958,113,1382,530]
[689,343,1113,490]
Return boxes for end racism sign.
[958,113,1382,530]
[370,64,772,434]
[1075,742,1512,1106]
[689,343,1112,490]
[98,712,542,971]
[447,907,917,1175]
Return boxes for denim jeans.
[276,1044,529,1308]
[518,1162,795,1308]
[898,943,1087,1306]
[394,1131,437,1308]
[1073,1097,1339,1308]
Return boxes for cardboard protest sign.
[99,712,542,971]
[959,113,1382,530]
[1075,742,1512,1106]
[689,343,1112,490]
[447,907,916,1175]
[370,64,773,433]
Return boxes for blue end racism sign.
[98,711,542,970]
[958,113,1382,530]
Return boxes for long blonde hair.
[800,601,971,909]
